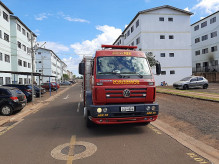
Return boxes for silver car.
[173,76,208,90]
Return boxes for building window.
[4,33,9,42]
[136,37,140,45]
[161,71,166,75]
[39,61,41,63]
[5,77,10,84]
[202,48,208,54]
[28,63,31,68]
[131,26,134,33]
[124,34,126,39]
[17,41,21,48]
[19,78,23,84]
[196,63,201,68]
[131,41,134,46]
[18,59,22,66]
[160,35,165,39]
[3,11,8,21]
[0,77,3,85]
[211,31,217,38]
[23,61,27,67]
[17,24,21,31]
[195,37,200,43]
[211,46,217,52]
[38,52,41,54]
[5,54,10,63]
[159,17,164,21]
[202,34,208,41]
[169,35,174,39]
[136,19,139,28]
[0,30,2,38]
[194,25,199,31]
[195,50,201,55]
[201,21,207,28]
[0,52,2,61]
[22,28,26,35]
[39,70,42,72]
[27,32,29,39]
[23,45,26,51]
[160,53,165,57]
[168,17,173,22]
[127,30,130,36]
[210,17,216,24]
[170,70,175,74]
[169,53,174,57]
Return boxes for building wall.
[0,4,12,85]
[10,17,36,84]
[191,12,219,73]
[115,7,192,85]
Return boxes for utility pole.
[31,32,35,104]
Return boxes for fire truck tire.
[86,113,95,128]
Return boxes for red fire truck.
[79,45,161,127]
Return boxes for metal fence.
[192,65,219,73]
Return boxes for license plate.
[121,106,135,112]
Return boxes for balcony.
[193,65,219,73]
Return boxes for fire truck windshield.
[97,56,151,76]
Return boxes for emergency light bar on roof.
[101,45,137,50]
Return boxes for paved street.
[0,84,211,164]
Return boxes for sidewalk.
[0,85,73,127]
[157,85,219,102]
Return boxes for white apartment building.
[114,5,193,85]
[0,1,13,85]
[35,48,66,83]
[10,16,37,84]
[191,11,219,73]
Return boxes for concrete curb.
[156,90,219,103]
[0,85,74,127]
[152,120,219,164]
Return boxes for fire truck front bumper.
[88,103,159,125]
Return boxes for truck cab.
[79,45,161,127]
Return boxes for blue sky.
[2,0,219,76]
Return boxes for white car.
[173,76,208,90]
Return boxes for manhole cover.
[61,145,86,155]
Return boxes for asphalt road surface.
[0,84,211,164]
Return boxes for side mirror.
[79,62,85,75]
[156,62,161,75]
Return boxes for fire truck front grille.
[105,88,147,99]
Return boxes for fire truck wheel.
[86,114,95,128]
[137,122,150,126]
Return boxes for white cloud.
[37,41,70,53]
[64,17,90,23]
[184,7,190,11]
[144,0,150,3]
[192,0,219,14]
[62,56,83,75]
[70,25,122,55]
[58,12,90,23]
[35,13,49,21]
[34,29,40,36]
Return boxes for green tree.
[63,74,69,80]
[145,52,156,67]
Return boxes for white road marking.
[51,141,97,161]
[63,95,69,100]
[77,102,80,112]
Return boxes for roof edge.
[0,1,13,14]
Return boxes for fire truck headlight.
[96,82,103,86]
[146,106,150,111]
[103,108,108,113]
[152,106,156,111]
[97,108,102,113]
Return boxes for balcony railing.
[193,65,219,73]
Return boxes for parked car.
[69,80,76,84]
[60,81,72,85]
[0,86,27,116]
[3,84,36,102]
[173,76,208,90]
[41,82,60,91]
[28,85,46,97]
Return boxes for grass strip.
[157,87,219,96]
[157,90,219,102]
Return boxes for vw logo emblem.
[123,89,131,97]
